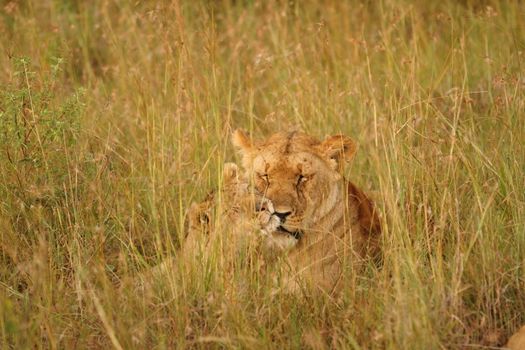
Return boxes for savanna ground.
[0,1,524,349]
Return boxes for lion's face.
[232,130,356,237]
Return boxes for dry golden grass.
[0,1,524,348]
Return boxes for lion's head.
[232,129,356,239]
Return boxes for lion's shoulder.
[346,181,381,236]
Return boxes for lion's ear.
[232,129,255,168]
[318,134,357,165]
[232,129,253,151]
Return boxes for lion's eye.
[297,174,307,186]
[258,174,269,184]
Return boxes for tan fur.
[507,325,525,350]
[232,129,381,294]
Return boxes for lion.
[229,129,382,294]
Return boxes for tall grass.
[0,1,524,348]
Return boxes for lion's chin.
[276,226,302,240]
[265,229,300,253]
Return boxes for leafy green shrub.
[0,56,84,206]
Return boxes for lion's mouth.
[276,225,302,240]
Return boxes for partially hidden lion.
[133,161,283,292]
[135,163,274,291]
[186,129,381,295]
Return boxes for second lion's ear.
[232,129,253,151]
[318,134,357,167]
[232,129,256,169]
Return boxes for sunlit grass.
[0,1,524,348]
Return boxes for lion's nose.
[256,199,274,213]
[274,211,292,222]
[255,202,267,212]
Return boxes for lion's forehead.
[252,151,322,175]
[263,132,319,146]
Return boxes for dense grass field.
[1,1,524,348]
